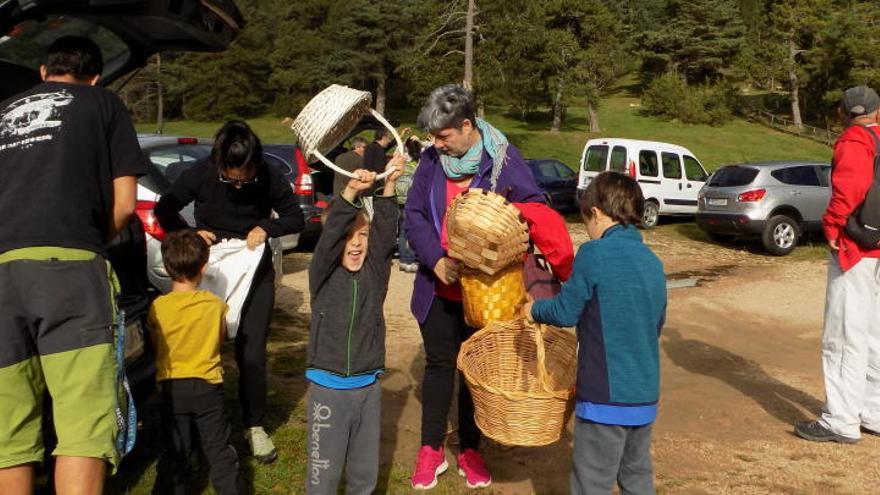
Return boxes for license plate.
[707,198,728,206]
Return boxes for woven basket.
[458,319,578,446]
[447,189,529,276]
[289,84,401,179]
[460,264,526,329]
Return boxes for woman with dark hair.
[155,120,304,464]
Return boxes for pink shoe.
[457,449,492,489]
[411,445,448,490]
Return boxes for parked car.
[526,158,578,213]
[696,161,831,255]
[137,135,300,292]
[1,0,245,409]
[264,144,324,242]
[577,138,710,227]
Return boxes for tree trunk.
[551,81,563,132]
[588,99,600,133]
[375,75,387,115]
[477,97,485,119]
[788,37,803,129]
[156,54,164,133]
[463,0,475,92]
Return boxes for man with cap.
[796,85,880,443]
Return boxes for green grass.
[138,96,832,173]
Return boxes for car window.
[147,145,212,184]
[584,145,608,172]
[639,150,659,178]
[661,152,682,179]
[0,16,130,73]
[683,156,707,182]
[708,166,759,187]
[609,146,627,173]
[771,166,821,186]
[537,161,561,178]
[554,162,575,178]
[819,165,831,186]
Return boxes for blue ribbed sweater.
[532,224,667,426]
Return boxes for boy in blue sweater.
[525,172,667,495]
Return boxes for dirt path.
[277,224,880,495]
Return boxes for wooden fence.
[747,110,839,147]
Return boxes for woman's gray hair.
[417,84,477,132]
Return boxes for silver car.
[696,161,831,255]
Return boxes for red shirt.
[437,179,469,301]
[823,124,880,271]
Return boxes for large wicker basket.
[289,84,401,179]
[460,264,526,329]
[458,319,578,446]
[446,189,529,276]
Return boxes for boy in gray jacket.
[305,157,404,495]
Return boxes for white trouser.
[820,253,880,439]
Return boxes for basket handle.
[311,109,404,180]
[533,323,553,394]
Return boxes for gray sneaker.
[245,426,278,463]
[795,421,858,444]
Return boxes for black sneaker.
[795,421,858,444]
[861,426,880,437]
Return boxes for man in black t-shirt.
[0,37,146,492]
[362,128,394,174]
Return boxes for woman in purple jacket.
[405,85,545,490]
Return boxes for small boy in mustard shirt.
[149,229,243,495]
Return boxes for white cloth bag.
[201,239,265,339]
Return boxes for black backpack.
[844,125,880,248]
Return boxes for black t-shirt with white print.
[0,81,147,257]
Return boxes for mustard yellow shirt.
[149,290,227,384]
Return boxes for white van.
[577,138,710,227]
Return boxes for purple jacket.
[404,143,545,324]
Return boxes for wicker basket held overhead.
[289,84,402,179]
[446,189,529,276]
[460,264,526,329]
[458,319,578,447]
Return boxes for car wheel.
[641,201,659,229]
[542,192,553,208]
[762,215,800,256]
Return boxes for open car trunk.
[0,0,244,100]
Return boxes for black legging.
[235,245,274,428]
[419,297,481,450]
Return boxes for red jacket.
[823,124,880,271]
[514,202,574,281]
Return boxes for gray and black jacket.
[307,195,399,377]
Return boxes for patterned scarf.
[439,118,509,190]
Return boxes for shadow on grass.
[662,327,823,425]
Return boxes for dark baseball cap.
[841,85,880,117]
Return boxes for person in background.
[363,128,394,174]
[155,121,304,464]
[796,85,880,444]
[396,136,425,273]
[333,136,368,196]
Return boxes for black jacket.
[307,195,398,376]
[155,158,304,240]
